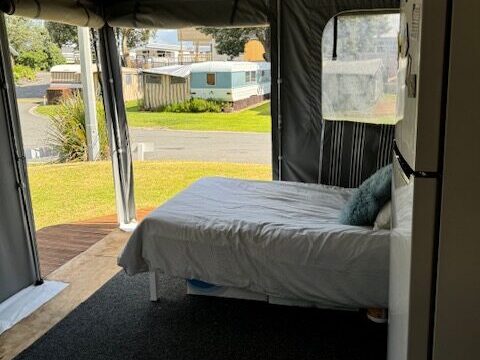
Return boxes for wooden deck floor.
[36,209,153,276]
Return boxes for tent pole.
[0,13,42,285]
[97,25,137,228]
[276,0,283,180]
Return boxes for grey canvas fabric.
[0,14,38,302]
[119,177,390,309]
[270,0,400,183]
[319,121,395,188]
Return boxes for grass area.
[36,101,272,133]
[28,161,271,229]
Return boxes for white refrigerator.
[388,0,450,359]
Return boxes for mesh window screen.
[322,14,400,125]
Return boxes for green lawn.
[28,161,271,229]
[36,101,271,133]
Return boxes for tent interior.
[1,1,479,360]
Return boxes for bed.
[118,177,390,310]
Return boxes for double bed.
[118,177,390,310]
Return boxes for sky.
[153,30,179,44]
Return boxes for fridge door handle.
[393,141,414,183]
[393,141,440,180]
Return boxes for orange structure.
[244,40,266,61]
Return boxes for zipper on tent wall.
[276,0,283,180]
[0,14,42,285]
[332,16,338,61]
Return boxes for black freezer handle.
[393,141,439,179]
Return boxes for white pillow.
[373,201,391,230]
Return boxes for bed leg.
[149,271,160,301]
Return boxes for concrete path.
[17,100,50,149]
[15,72,50,99]
[129,128,271,164]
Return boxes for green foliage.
[117,28,155,64]
[17,50,48,70]
[12,64,36,82]
[200,27,269,60]
[45,22,78,46]
[6,16,65,70]
[46,94,110,162]
[162,99,225,113]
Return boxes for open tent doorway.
[15,2,480,360]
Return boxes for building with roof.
[47,64,142,104]
[142,65,191,110]
[131,43,212,68]
[142,61,271,111]
[190,61,271,110]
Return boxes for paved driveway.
[129,128,271,164]
[17,101,50,149]
[15,72,50,99]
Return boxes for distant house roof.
[50,64,138,74]
[190,61,271,73]
[133,43,212,53]
[323,59,383,76]
[144,61,272,77]
[143,64,192,78]
[50,64,95,73]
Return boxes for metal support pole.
[275,0,283,180]
[0,14,42,286]
[96,25,136,228]
[78,27,100,161]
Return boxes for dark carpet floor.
[16,272,387,360]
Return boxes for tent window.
[322,13,400,124]
[206,73,216,86]
[171,77,186,85]
[145,74,161,84]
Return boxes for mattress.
[118,177,390,309]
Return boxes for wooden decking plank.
[36,208,153,276]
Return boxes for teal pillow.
[339,165,392,226]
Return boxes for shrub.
[16,45,65,71]
[162,98,225,113]
[47,94,110,162]
[12,64,36,82]
[17,50,49,70]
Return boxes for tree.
[6,16,65,70]
[322,14,392,59]
[200,27,270,61]
[116,28,155,65]
[46,22,78,47]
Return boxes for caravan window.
[245,71,256,83]
[321,13,400,124]
[206,73,216,86]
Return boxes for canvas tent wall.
[142,65,191,110]
[0,0,399,303]
[0,14,40,303]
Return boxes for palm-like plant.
[47,93,110,162]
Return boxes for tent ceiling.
[0,0,269,28]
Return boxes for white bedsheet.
[118,177,390,309]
